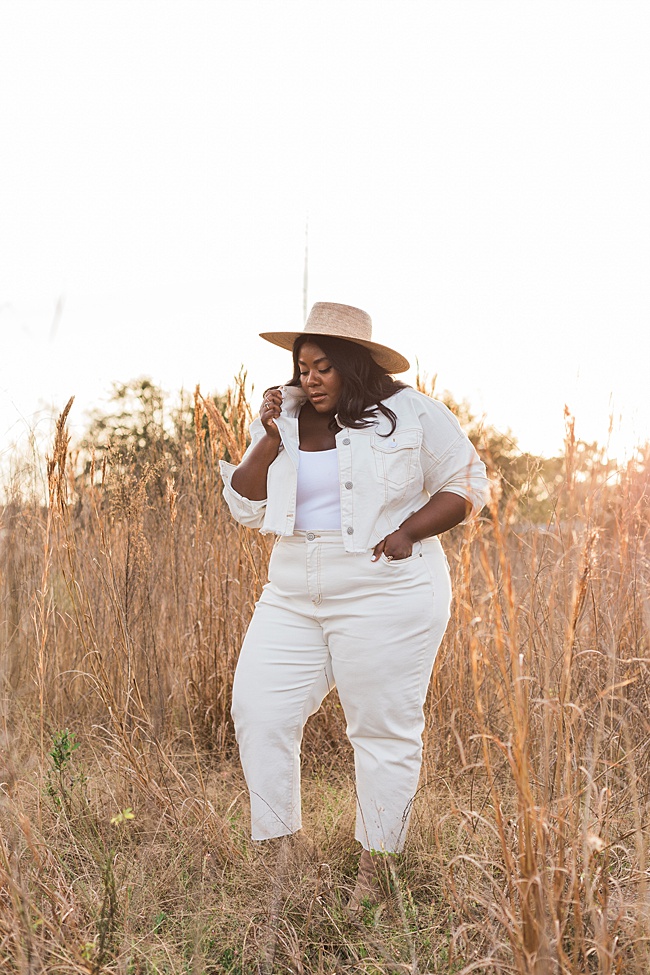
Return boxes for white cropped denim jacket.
[219,385,489,554]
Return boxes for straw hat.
[259,302,410,374]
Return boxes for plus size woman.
[220,302,489,909]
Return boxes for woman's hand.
[371,493,469,562]
[231,388,284,500]
[371,526,415,562]
[260,388,283,441]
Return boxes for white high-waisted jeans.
[231,530,452,852]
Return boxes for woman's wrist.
[257,429,281,453]
[395,522,419,544]
[400,493,468,543]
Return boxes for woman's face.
[298,341,344,414]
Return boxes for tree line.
[79,376,648,527]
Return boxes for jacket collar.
[278,384,307,417]
[279,384,346,429]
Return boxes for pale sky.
[2,0,649,470]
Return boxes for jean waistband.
[292,530,342,538]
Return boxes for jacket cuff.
[219,460,268,523]
[437,479,490,523]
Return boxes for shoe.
[346,849,387,915]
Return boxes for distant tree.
[418,380,558,521]
[83,378,169,457]
[438,391,633,524]
[79,377,197,486]
[79,377,233,479]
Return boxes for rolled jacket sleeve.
[219,417,269,528]
[417,398,490,520]
[219,459,268,528]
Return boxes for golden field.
[1,378,649,974]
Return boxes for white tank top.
[294,448,341,530]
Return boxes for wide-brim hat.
[259,302,410,374]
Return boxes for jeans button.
[306,532,316,541]
[346,527,354,535]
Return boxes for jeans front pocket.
[380,540,423,565]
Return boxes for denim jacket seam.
[420,433,466,476]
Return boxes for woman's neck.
[298,401,338,452]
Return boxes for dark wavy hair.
[286,334,408,434]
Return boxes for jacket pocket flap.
[371,429,422,452]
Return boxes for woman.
[220,302,488,910]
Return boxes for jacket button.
[346,526,354,535]
[345,481,353,490]
[342,438,351,445]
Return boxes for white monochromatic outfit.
[220,385,489,852]
[221,386,487,550]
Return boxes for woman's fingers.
[260,390,282,439]
[371,539,385,562]
[372,529,415,562]
[260,392,282,418]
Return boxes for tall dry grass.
[0,377,648,973]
